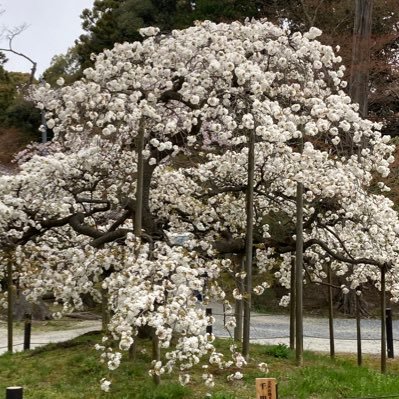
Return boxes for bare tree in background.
[350,0,374,117]
[0,7,36,83]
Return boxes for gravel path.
[1,307,397,355]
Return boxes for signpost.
[256,378,277,399]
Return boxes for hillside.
[0,127,36,169]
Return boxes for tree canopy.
[52,0,395,135]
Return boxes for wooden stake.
[356,289,362,366]
[289,257,296,350]
[242,128,255,360]
[381,265,387,374]
[7,261,13,353]
[328,266,335,359]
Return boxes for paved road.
[1,308,397,355]
[210,304,399,354]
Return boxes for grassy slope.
[1,333,399,399]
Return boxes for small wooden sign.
[256,378,277,399]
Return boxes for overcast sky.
[1,0,94,76]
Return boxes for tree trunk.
[152,333,161,385]
[130,124,145,363]
[350,0,373,118]
[101,287,109,333]
[242,128,255,360]
[134,125,145,236]
[337,288,369,317]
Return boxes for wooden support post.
[381,265,387,374]
[6,387,23,399]
[7,261,13,354]
[328,266,335,359]
[289,257,296,350]
[256,378,277,399]
[295,181,304,367]
[242,127,255,360]
[356,289,362,367]
[386,308,394,359]
[206,308,213,335]
[234,290,243,342]
[23,313,32,351]
[234,257,244,342]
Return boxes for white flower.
[179,374,190,385]
[305,27,323,40]
[291,104,301,112]
[100,379,111,392]
[279,295,290,307]
[191,95,200,105]
[139,26,160,37]
[341,286,349,295]
[47,119,56,129]
[313,60,323,69]
[242,114,254,129]
[227,371,243,381]
[207,97,219,107]
[258,362,269,373]
[209,60,221,72]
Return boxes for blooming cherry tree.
[0,18,398,388]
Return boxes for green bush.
[265,343,290,359]
[3,98,41,134]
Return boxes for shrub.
[265,343,290,359]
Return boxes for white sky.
[1,0,94,76]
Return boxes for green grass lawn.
[1,332,399,399]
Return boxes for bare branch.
[306,238,384,268]
[303,258,341,290]
[90,229,131,248]
[311,0,324,26]
[0,23,36,83]
[299,0,313,27]
[196,185,247,199]
[108,198,135,232]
